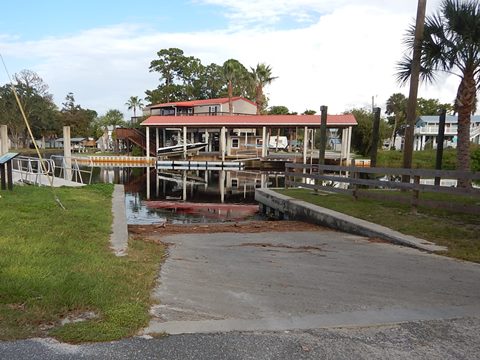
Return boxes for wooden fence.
[285,163,480,215]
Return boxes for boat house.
[135,98,357,163]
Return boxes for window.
[209,106,218,115]
[231,179,238,187]
[231,138,239,148]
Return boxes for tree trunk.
[389,114,399,150]
[455,72,476,188]
[256,85,263,115]
[402,0,426,179]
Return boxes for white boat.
[157,142,207,157]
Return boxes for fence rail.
[285,164,480,214]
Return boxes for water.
[89,166,284,225]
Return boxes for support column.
[346,126,352,166]
[162,129,166,147]
[219,170,225,203]
[63,126,72,180]
[155,128,159,155]
[422,135,426,150]
[0,125,8,155]
[339,128,345,165]
[302,126,308,165]
[183,126,187,159]
[205,130,209,152]
[220,126,226,161]
[261,126,267,158]
[146,126,150,162]
[146,166,151,200]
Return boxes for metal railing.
[12,156,56,186]
[50,155,93,184]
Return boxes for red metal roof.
[141,114,357,127]
[148,96,256,108]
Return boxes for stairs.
[115,128,157,156]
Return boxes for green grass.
[277,188,480,263]
[375,145,480,170]
[0,184,164,342]
[375,148,458,169]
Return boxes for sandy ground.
[128,220,326,238]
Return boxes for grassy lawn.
[277,188,480,263]
[0,184,164,342]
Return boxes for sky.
[0,0,457,118]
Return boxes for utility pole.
[402,0,427,180]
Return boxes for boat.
[157,142,207,157]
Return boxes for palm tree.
[250,63,278,115]
[222,59,245,115]
[385,93,407,150]
[397,0,480,186]
[125,96,144,123]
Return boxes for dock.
[157,160,244,170]
[12,171,85,187]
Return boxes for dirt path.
[128,220,326,238]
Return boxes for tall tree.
[417,98,454,115]
[59,93,97,137]
[100,109,125,127]
[250,63,277,114]
[385,93,407,149]
[125,96,144,121]
[348,108,391,156]
[148,48,204,103]
[222,59,249,115]
[397,0,480,186]
[0,70,57,147]
[267,106,291,115]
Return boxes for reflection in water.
[91,167,284,224]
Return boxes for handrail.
[50,155,93,184]
[12,156,55,186]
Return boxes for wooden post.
[0,163,5,190]
[0,125,8,155]
[435,109,447,186]
[412,175,420,214]
[371,107,381,168]
[318,106,328,166]
[156,128,159,156]
[63,126,72,180]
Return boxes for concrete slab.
[144,230,480,335]
[255,189,447,252]
[110,184,128,256]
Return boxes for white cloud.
[0,0,460,118]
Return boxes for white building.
[414,115,480,151]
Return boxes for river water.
[89,166,284,225]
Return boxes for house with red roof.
[144,96,257,116]
[134,97,357,165]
